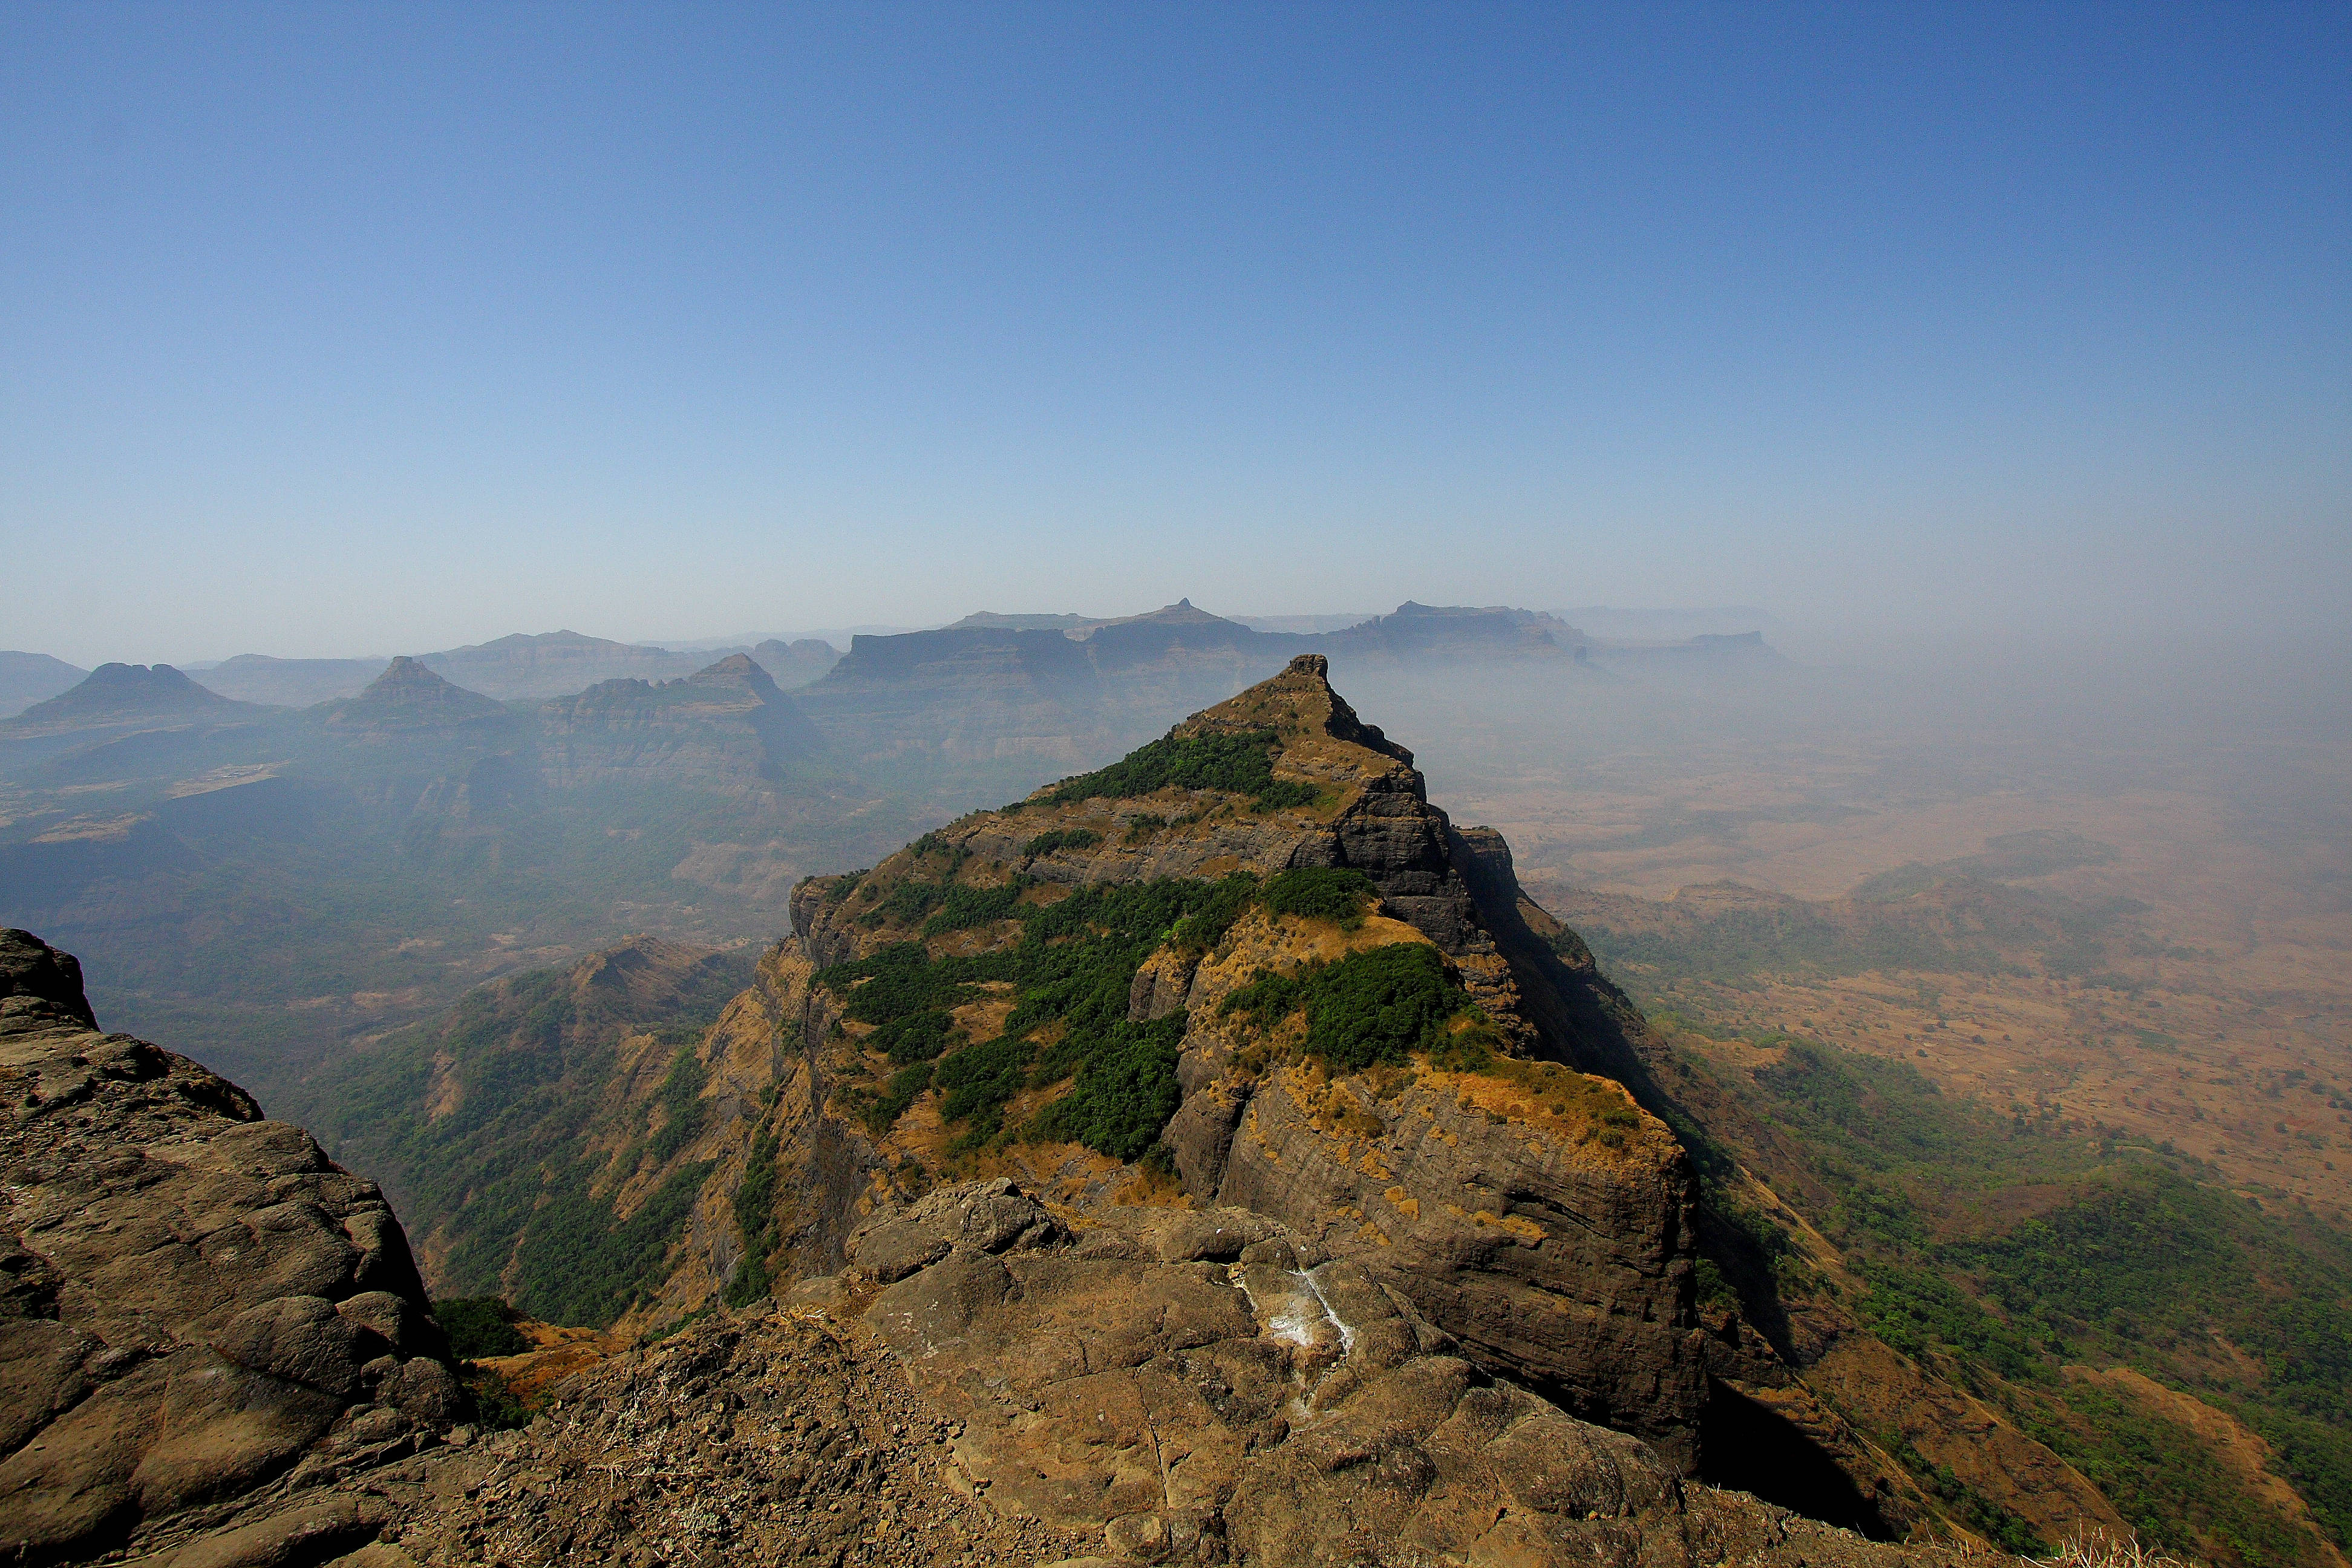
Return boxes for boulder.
[0,930,464,1563]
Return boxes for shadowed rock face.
[0,929,461,1564]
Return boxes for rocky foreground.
[71,1171,1984,1568]
[0,930,459,1564]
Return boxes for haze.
[4,3,2347,667]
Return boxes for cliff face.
[0,930,462,1564]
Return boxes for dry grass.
[2032,1527,2195,1568]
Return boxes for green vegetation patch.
[284,952,746,1321]
[816,876,1263,1158]
[1223,942,1471,1073]
[648,1043,708,1161]
[434,1296,529,1361]
[1042,729,1319,812]
[513,1155,716,1327]
[1259,866,1379,928]
[1674,1028,2352,1564]
[725,1118,787,1307]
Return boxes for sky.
[3,2,2346,666]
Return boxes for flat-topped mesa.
[775,656,1711,1466]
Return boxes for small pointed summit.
[327,656,505,727]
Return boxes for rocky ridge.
[750,658,1713,1457]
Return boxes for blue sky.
[3,2,2345,664]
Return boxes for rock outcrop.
[113,1178,1981,1568]
[0,929,462,1563]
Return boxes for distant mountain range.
[170,630,846,709]
[3,600,1778,719]
[0,599,1779,1097]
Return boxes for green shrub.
[1260,866,1379,927]
[869,1008,958,1065]
[434,1295,528,1360]
[1026,1015,1187,1160]
[1042,730,1318,812]
[1223,942,1469,1072]
[1168,873,1260,958]
[861,1062,935,1135]
[817,876,1257,1154]
[648,1044,707,1162]
[725,1122,785,1307]
[920,878,1031,935]
[462,1365,534,1431]
[933,1034,1035,1143]
[514,1155,715,1327]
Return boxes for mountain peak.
[1180,651,1411,764]
[327,656,506,727]
[690,652,776,689]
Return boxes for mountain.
[0,662,275,748]
[325,655,511,729]
[1563,605,1775,640]
[1322,600,1590,663]
[417,630,712,701]
[538,653,822,790]
[192,652,390,706]
[1588,628,1782,668]
[791,599,1617,782]
[944,610,1095,632]
[0,648,911,1100]
[301,655,2072,1543]
[0,650,88,719]
[746,636,841,688]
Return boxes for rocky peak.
[768,662,1716,1463]
[1180,652,1413,763]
